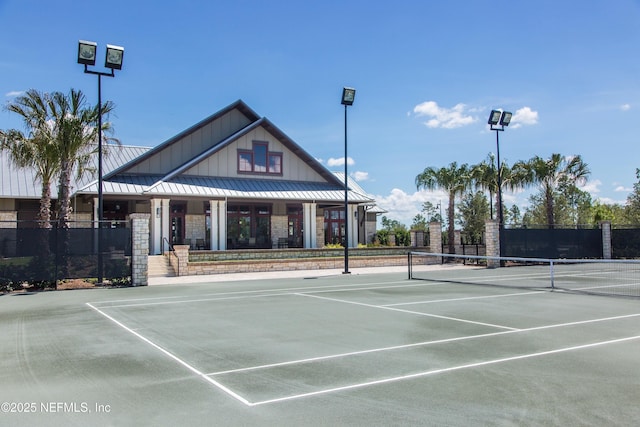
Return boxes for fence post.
[428,222,442,254]
[600,221,612,259]
[130,213,150,286]
[485,219,500,268]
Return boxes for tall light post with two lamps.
[341,87,356,274]
[77,40,124,283]
[487,109,512,256]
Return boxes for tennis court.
[1,263,639,426]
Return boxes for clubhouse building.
[0,100,381,254]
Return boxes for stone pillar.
[428,222,442,253]
[173,245,190,276]
[131,213,150,286]
[485,219,500,268]
[388,233,396,246]
[0,211,17,257]
[0,211,17,225]
[600,221,612,259]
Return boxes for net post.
[408,252,412,279]
[550,260,555,289]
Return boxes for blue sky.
[2,0,640,225]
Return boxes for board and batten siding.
[184,126,326,182]
[126,109,252,175]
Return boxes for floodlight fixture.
[105,44,124,70]
[77,40,97,66]
[488,110,502,126]
[500,111,512,126]
[341,87,356,106]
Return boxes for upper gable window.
[238,141,282,175]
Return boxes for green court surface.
[1,269,639,426]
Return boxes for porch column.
[93,197,99,228]
[218,199,227,250]
[149,199,161,255]
[150,198,170,254]
[347,204,357,248]
[303,202,317,249]
[161,199,170,252]
[209,200,220,251]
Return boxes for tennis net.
[408,251,640,297]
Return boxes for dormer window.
[238,141,282,175]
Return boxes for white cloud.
[352,171,369,182]
[413,101,477,129]
[5,90,24,97]
[510,107,539,129]
[327,157,354,167]
[580,179,601,195]
[374,188,447,225]
[615,185,631,192]
[620,104,631,111]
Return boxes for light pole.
[341,87,355,274]
[487,109,512,256]
[78,40,124,283]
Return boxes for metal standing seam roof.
[84,174,374,203]
[1,144,150,199]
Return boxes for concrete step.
[148,255,176,277]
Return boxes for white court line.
[208,312,640,376]
[382,290,544,307]
[88,299,640,407]
[250,334,640,406]
[85,303,253,407]
[296,293,519,331]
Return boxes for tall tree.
[416,162,472,254]
[2,90,60,228]
[516,154,590,229]
[48,89,116,228]
[625,168,640,224]
[471,153,529,223]
[456,191,489,244]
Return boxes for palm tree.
[3,89,117,229]
[516,153,590,229]
[471,153,529,225]
[2,90,61,228]
[48,89,116,228]
[416,162,472,254]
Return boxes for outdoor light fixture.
[77,40,124,284]
[341,87,356,274]
[488,109,502,126]
[499,111,512,126]
[77,40,97,66]
[487,109,513,257]
[105,44,125,70]
[341,87,356,106]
